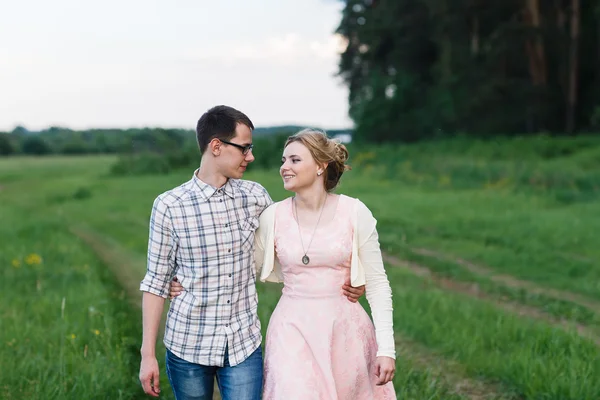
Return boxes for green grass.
[395,247,600,330]
[1,134,599,399]
[0,206,145,399]
[350,178,600,300]
[388,268,600,399]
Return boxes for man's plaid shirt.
[140,171,272,367]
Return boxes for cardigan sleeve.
[255,202,284,283]
[254,209,268,276]
[356,200,396,359]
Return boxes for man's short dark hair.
[196,105,254,154]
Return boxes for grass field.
[1,135,599,399]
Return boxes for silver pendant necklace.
[293,195,327,265]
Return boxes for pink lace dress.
[263,195,396,399]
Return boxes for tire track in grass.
[412,247,600,314]
[383,253,600,347]
[394,335,517,400]
[70,225,223,400]
[397,248,600,331]
[70,226,145,310]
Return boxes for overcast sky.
[0,0,352,131]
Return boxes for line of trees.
[336,0,600,142]
[0,126,191,156]
[0,126,350,157]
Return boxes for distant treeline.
[0,126,351,157]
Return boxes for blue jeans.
[165,346,263,400]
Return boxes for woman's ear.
[317,162,328,176]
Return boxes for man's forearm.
[141,292,166,357]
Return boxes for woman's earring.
[317,171,322,176]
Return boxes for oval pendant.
[302,255,310,265]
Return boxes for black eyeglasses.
[220,139,254,155]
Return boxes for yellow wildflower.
[12,259,21,268]
[93,330,100,336]
[69,334,76,340]
[25,253,42,265]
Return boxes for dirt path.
[71,226,145,309]
[384,253,600,347]
[412,247,600,314]
[71,226,223,400]
[395,335,515,400]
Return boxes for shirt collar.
[190,169,236,201]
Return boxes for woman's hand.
[374,356,395,385]
[168,277,184,300]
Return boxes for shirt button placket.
[217,189,231,332]
[225,263,233,332]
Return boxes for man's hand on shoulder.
[342,279,365,303]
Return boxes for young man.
[138,105,364,400]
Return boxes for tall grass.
[389,269,600,399]
[347,135,600,204]
[0,207,145,399]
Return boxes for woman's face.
[280,142,322,192]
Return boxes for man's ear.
[209,138,221,156]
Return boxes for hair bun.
[332,141,351,171]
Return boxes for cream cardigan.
[254,195,396,359]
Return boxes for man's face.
[217,123,255,179]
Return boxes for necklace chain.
[293,195,327,265]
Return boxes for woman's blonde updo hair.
[284,128,351,192]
